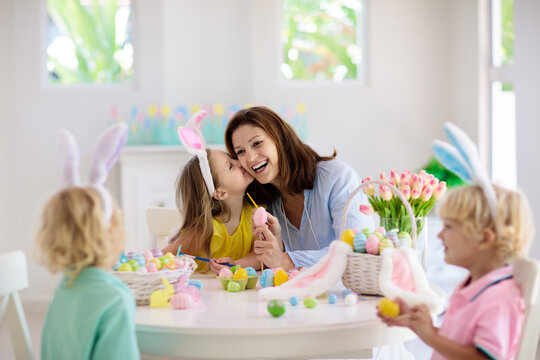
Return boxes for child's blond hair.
[438,184,534,260]
[35,186,124,285]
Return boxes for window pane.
[281,0,364,81]
[491,82,516,186]
[46,0,133,85]
[491,0,514,66]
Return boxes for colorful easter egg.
[345,293,358,306]
[233,268,248,280]
[253,207,268,226]
[341,229,355,248]
[244,267,257,277]
[267,300,286,317]
[219,267,233,279]
[289,296,299,306]
[118,263,133,272]
[128,259,139,271]
[170,293,192,309]
[328,294,338,304]
[303,296,318,309]
[353,232,367,253]
[142,250,153,261]
[145,262,158,272]
[378,298,400,318]
[342,289,354,298]
[151,248,163,258]
[260,269,274,288]
[379,238,394,253]
[288,269,300,280]
[174,258,185,268]
[377,226,387,236]
[373,231,384,241]
[165,263,177,270]
[119,252,129,264]
[149,258,162,270]
[387,231,399,247]
[127,251,136,260]
[366,235,381,255]
[273,268,289,286]
[231,265,240,274]
[227,281,241,292]
[188,279,203,291]
[159,256,170,266]
[164,252,176,263]
[398,231,412,248]
[361,228,372,238]
[133,253,146,267]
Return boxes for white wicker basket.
[114,257,197,305]
[340,179,418,296]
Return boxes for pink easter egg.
[219,267,233,279]
[142,250,153,261]
[146,262,158,272]
[288,269,300,280]
[351,228,361,234]
[174,258,185,268]
[253,207,268,226]
[170,293,193,309]
[366,235,381,255]
[377,226,387,236]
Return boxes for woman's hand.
[209,257,236,275]
[377,297,438,344]
[253,225,294,270]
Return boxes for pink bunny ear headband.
[431,122,498,219]
[177,110,215,197]
[58,123,128,222]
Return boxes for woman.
[225,106,372,270]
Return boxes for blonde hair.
[438,184,534,260]
[169,150,229,271]
[35,187,124,285]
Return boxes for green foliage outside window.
[281,0,363,81]
[46,0,133,85]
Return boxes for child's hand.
[209,257,236,275]
[377,297,437,343]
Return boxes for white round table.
[135,274,416,359]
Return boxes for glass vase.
[380,216,429,269]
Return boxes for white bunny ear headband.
[58,123,128,222]
[177,110,215,197]
[431,122,498,219]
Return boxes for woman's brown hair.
[225,106,336,203]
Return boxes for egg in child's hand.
[378,298,400,318]
[253,207,268,226]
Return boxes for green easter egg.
[231,265,239,274]
[227,281,241,292]
[128,259,139,271]
[267,299,286,317]
[303,296,318,309]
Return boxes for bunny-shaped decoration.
[177,110,215,197]
[431,122,497,218]
[58,123,128,221]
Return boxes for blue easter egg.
[289,296,299,306]
[353,232,367,253]
[133,253,146,266]
[260,269,274,288]
[245,267,257,277]
[188,279,203,291]
[119,252,128,264]
[328,294,338,304]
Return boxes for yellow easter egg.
[341,229,355,248]
[233,268,248,280]
[273,269,289,286]
[150,258,162,270]
[373,231,383,240]
[378,298,400,318]
[164,252,176,263]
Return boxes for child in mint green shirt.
[36,187,139,360]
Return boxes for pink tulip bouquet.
[359,169,447,235]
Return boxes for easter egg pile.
[259,267,300,288]
[341,227,412,255]
[218,266,258,292]
[113,249,194,273]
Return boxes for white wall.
[2,0,483,302]
[249,0,453,177]
[515,0,540,259]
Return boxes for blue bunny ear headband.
[431,122,498,219]
[177,110,215,197]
